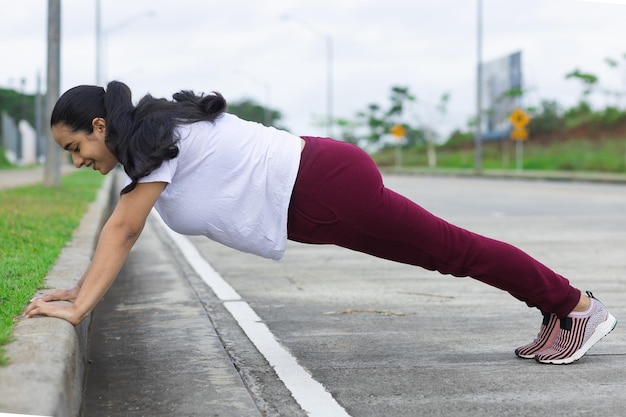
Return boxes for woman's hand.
[23,298,82,326]
[22,182,166,327]
[30,285,81,303]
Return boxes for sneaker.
[515,313,560,359]
[535,292,617,365]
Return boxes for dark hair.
[51,80,226,194]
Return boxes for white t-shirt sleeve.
[124,157,178,186]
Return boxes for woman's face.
[52,118,119,175]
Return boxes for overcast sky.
[2,0,626,138]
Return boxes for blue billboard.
[480,51,522,140]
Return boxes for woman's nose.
[71,153,84,168]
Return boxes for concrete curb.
[380,167,626,184]
[0,174,115,417]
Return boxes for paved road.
[84,174,626,417]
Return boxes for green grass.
[374,137,626,172]
[0,148,14,169]
[522,138,626,171]
[0,169,104,365]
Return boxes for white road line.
[157,219,241,302]
[0,414,52,417]
[152,211,351,417]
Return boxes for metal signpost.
[390,124,406,169]
[509,108,531,172]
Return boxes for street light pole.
[95,0,102,85]
[474,0,483,174]
[95,6,155,86]
[44,0,61,187]
[282,15,334,137]
[325,34,334,138]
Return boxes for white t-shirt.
[134,113,302,260]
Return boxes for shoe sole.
[535,314,617,365]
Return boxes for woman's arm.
[23,181,167,325]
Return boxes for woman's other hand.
[23,297,81,326]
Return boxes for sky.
[1,0,626,139]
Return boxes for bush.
[445,129,474,147]
[528,100,564,134]
[593,106,626,128]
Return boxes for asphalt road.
[84,174,626,417]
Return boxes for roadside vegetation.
[330,55,626,173]
[0,170,104,365]
[226,83,626,174]
[373,132,626,173]
[0,148,12,169]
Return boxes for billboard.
[480,51,522,140]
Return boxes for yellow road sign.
[509,108,530,128]
[390,124,406,138]
[510,127,528,141]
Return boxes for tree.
[356,103,385,144]
[386,86,416,119]
[528,100,564,135]
[335,85,423,148]
[0,88,36,127]
[226,98,287,130]
[0,88,37,153]
[604,53,626,107]
[333,117,363,145]
[565,69,599,104]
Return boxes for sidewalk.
[81,211,262,416]
[0,164,76,190]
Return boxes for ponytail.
[172,90,227,119]
[102,81,134,159]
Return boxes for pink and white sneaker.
[535,292,617,365]
[515,313,560,359]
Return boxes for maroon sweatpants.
[287,136,581,318]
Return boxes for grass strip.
[0,169,104,365]
[373,137,626,172]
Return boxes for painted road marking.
[152,211,351,417]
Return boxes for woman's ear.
[92,117,107,133]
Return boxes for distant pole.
[325,34,333,138]
[97,9,155,85]
[44,0,61,187]
[282,14,334,137]
[474,0,483,174]
[35,72,43,161]
[96,0,102,85]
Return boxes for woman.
[24,81,616,365]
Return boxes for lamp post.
[95,0,155,85]
[44,0,61,187]
[95,0,102,85]
[282,14,334,137]
[474,0,483,174]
